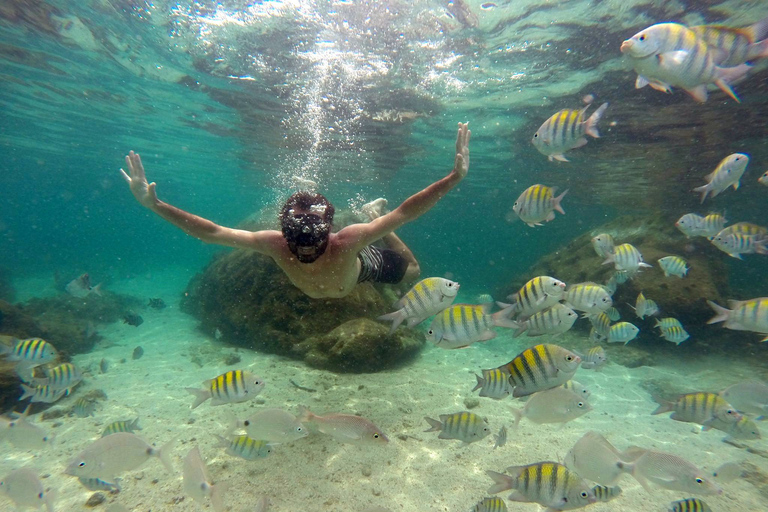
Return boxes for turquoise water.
[2,1,768,511]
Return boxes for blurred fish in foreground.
[0,468,56,512]
[706,297,768,341]
[183,446,225,512]
[0,406,54,450]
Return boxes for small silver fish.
[564,431,625,486]
[298,407,388,445]
[562,380,591,400]
[183,446,225,512]
[64,432,175,482]
[65,272,103,298]
[0,468,56,512]
[512,387,592,427]
[493,426,507,449]
[235,408,308,443]
[712,462,742,483]
[424,411,491,444]
[78,476,122,492]
[617,447,722,495]
[720,380,768,418]
[0,407,54,450]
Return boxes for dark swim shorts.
[357,245,409,284]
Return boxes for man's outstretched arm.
[120,151,282,254]
[337,122,470,251]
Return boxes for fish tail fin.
[377,309,407,334]
[423,416,443,432]
[210,481,227,512]
[584,102,608,138]
[92,283,103,296]
[185,388,210,410]
[43,488,57,512]
[747,37,768,60]
[692,184,710,203]
[485,470,515,494]
[706,300,731,324]
[131,417,142,431]
[156,437,177,473]
[472,374,485,393]
[19,383,36,401]
[511,408,523,429]
[601,253,615,265]
[650,398,673,415]
[755,238,768,255]
[745,15,768,41]
[714,63,752,103]
[296,405,314,424]
[554,189,568,215]
[492,307,518,329]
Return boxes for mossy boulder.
[181,249,426,372]
[498,214,738,362]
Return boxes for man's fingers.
[148,182,157,199]
[119,168,131,183]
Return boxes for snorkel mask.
[280,193,334,264]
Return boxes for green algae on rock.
[181,250,425,372]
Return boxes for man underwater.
[120,123,470,299]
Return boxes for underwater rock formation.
[181,250,425,372]
[498,214,739,363]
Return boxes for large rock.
[181,249,425,372]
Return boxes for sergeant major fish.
[706,297,768,341]
[513,304,578,338]
[511,184,568,227]
[186,370,265,409]
[0,337,58,382]
[102,417,142,437]
[669,498,712,512]
[427,303,516,349]
[603,243,651,275]
[693,153,750,203]
[578,346,607,370]
[424,411,491,444]
[691,17,768,66]
[501,344,581,397]
[486,462,596,510]
[532,103,609,162]
[591,233,614,259]
[30,362,82,391]
[658,256,689,278]
[710,232,768,259]
[473,368,512,399]
[214,434,273,460]
[183,446,224,512]
[563,283,613,314]
[607,322,640,345]
[501,275,566,319]
[377,277,459,333]
[651,392,741,428]
[471,496,507,512]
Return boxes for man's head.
[280,192,335,263]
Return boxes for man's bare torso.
[264,231,362,298]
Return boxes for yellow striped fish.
[660,324,690,345]
[692,17,768,66]
[603,243,651,274]
[19,384,69,404]
[675,213,705,237]
[423,411,491,443]
[587,312,611,340]
[658,256,689,278]
[73,397,97,418]
[707,297,768,341]
[501,344,581,397]
[579,346,607,370]
[563,282,613,314]
[215,434,273,460]
[185,370,265,409]
[711,232,768,259]
[701,213,727,237]
[669,498,712,512]
[532,103,608,162]
[511,184,568,227]
[715,221,768,238]
[377,277,459,333]
[502,275,566,318]
[102,418,142,438]
[621,23,751,102]
[1,337,58,368]
[591,233,615,258]
[513,304,578,337]
[32,362,82,390]
[652,392,741,427]
[471,496,507,512]
[486,462,595,509]
[607,322,640,345]
[591,484,622,502]
[426,304,516,349]
[473,368,512,399]
[605,307,620,321]
[693,153,750,203]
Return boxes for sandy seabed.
[3,269,768,512]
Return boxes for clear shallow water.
[2,1,768,511]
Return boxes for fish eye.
[39,492,44,499]
[696,478,703,484]
[580,491,589,498]
[577,402,584,407]
[735,157,740,161]
[447,282,454,287]
[244,420,250,426]
[373,433,380,439]
[566,355,573,361]
[79,462,86,467]
[297,426,303,432]
[428,329,434,335]
[639,35,646,41]
[534,133,538,138]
